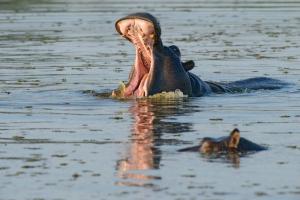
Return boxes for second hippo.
[178,129,267,153]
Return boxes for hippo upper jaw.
[114,13,163,98]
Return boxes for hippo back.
[237,137,267,152]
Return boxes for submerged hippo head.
[200,128,240,153]
[178,128,267,153]
[113,13,193,98]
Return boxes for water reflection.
[115,98,245,187]
[116,98,195,186]
[202,152,241,168]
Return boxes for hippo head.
[114,13,192,98]
[114,13,162,97]
[199,129,240,153]
[178,128,267,154]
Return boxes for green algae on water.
[148,89,187,99]
[111,82,128,99]
[111,82,187,99]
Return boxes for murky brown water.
[1,0,300,200]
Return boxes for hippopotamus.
[178,128,267,153]
[113,12,287,98]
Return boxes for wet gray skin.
[178,128,267,153]
[114,12,287,98]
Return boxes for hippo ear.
[182,60,195,71]
[229,128,240,148]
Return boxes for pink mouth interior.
[116,18,155,97]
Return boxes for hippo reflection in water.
[112,12,287,98]
[178,128,267,153]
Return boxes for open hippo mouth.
[115,13,160,97]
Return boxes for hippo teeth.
[140,52,150,69]
[135,73,149,97]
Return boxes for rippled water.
[1,0,300,200]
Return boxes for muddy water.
[1,0,300,199]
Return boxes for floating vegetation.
[111,82,127,99]
[111,82,187,100]
[147,89,187,99]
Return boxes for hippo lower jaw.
[115,17,157,98]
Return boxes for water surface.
[1,0,300,200]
